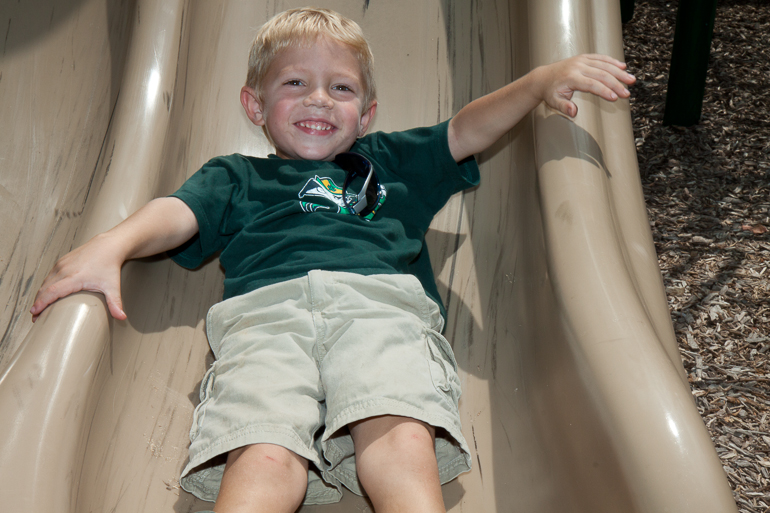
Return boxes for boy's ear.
[240,86,265,126]
[358,101,377,137]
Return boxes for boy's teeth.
[298,121,332,131]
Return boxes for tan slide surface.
[0,0,738,512]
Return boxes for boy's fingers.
[584,53,629,72]
[557,99,578,118]
[581,58,636,87]
[588,80,624,102]
[569,56,635,95]
[104,288,127,320]
[30,279,81,319]
[575,68,631,102]
[30,272,125,321]
[560,74,619,103]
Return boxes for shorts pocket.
[189,364,216,441]
[425,329,461,404]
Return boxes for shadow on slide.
[0,0,738,512]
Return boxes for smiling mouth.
[296,120,335,132]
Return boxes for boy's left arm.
[447,54,636,162]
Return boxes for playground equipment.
[0,0,737,511]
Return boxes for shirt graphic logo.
[298,175,386,220]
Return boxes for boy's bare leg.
[350,415,446,513]
[213,443,308,513]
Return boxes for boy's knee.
[351,415,436,459]
[351,417,444,509]
[385,419,436,450]
[217,444,309,513]
[227,443,309,479]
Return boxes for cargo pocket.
[189,364,217,442]
[425,328,462,404]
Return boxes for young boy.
[30,7,634,513]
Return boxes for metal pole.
[663,0,718,126]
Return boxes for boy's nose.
[303,88,333,109]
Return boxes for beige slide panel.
[0,0,738,512]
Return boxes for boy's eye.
[333,85,353,92]
[284,80,303,86]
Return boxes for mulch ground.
[622,0,770,510]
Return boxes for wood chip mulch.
[623,0,770,511]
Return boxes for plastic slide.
[0,0,739,511]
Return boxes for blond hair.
[246,7,376,110]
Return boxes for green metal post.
[620,0,635,23]
[663,0,718,126]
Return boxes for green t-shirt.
[168,120,479,318]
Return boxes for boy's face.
[241,38,376,161]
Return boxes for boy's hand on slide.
[540,54,636,118]
[30,233,127,322]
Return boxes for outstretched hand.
[29,197,199,322]
[447,53,636,161]
[539,54,636,118]
[30,233,127,322]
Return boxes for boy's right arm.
[30,197,198,321]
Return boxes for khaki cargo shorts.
[180,271,470,505]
